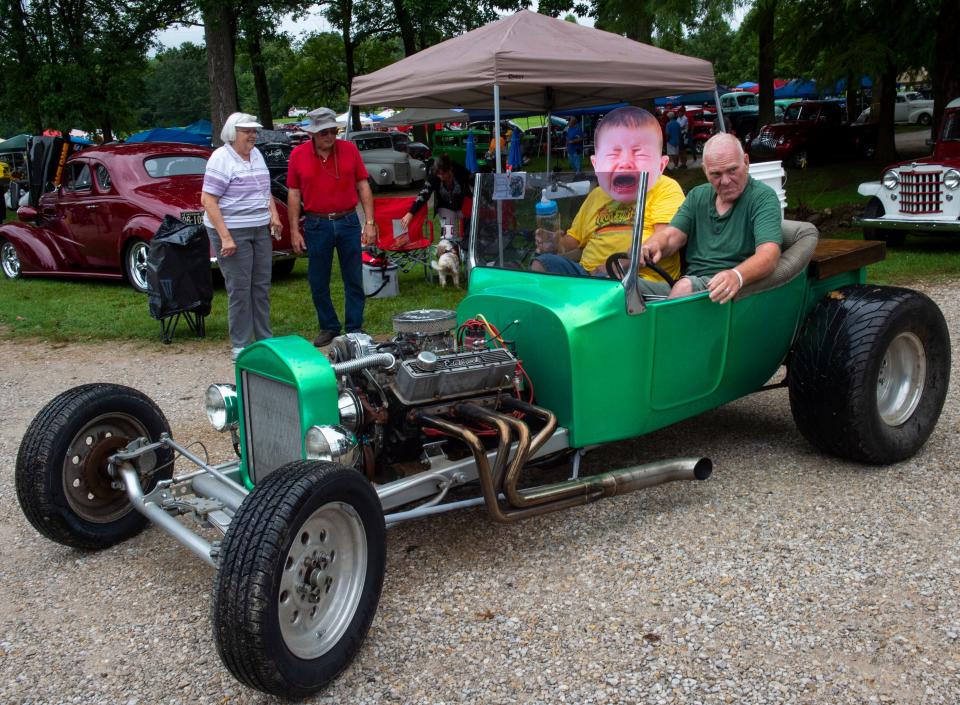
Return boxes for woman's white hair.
[220,112,259,144]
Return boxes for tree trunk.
[204,3,240,146]
[247,31,274,129]
[931,0,960,140]
[876,62,899,164]
[756,0,776,129]
[8,0,43,133]
[392,0,417,56]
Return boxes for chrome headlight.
[943,169,960,190]
[882,170,900,189]
[379,168,389,178]
[338,390,363,432]
[777,135,786,145]
[205,384,238,431]
[305,425,359,466]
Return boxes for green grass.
[0,257,467,343]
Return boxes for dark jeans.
[304,211,364,333]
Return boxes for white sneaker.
[231,346,244,361]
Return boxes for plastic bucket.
[362,261,399,298]
[748,160,786,217]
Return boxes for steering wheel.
[605,251,676,287]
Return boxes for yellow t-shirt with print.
[569,175,685,279]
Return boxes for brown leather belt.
[305,209,355,220]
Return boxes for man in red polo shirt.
[287,107,377,347]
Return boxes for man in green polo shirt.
[638,132,781,304]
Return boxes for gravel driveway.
[0,282,957,705]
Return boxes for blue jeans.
[568,151,582,173]
[304,211,364,333]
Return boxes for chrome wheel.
[1,240,21,279]
[61,412,150,523]
[877,332,926,426]
[125,240,149,292]
[279,501,368,659]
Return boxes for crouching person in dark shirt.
[399,155,473,241]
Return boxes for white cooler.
[362,261,399,298]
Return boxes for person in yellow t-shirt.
[532,106,684,280]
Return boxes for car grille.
[395,161,411,183]
[241,370,302,484]
[899,167,943,215]
[758,133,778,149]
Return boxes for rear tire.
[917,113,931,126]
[124,239,150,293]
[862,198,905,246]
[212,461,386,698]
[788,286,950,464]
[15,384,174,549]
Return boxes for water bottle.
[535,189,560,253]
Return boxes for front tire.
[1,239,22,279]
[15,384,174,549]
[788,286,950,464]
[124,239,150,293]
[212,461,386,699]
[917,113,932,126]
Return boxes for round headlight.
[882,170,900,190]
[205,384,238,431]
[943,169,960,190]
[379,168,389,178]
[338,390,363,432]
[305,425,359,466]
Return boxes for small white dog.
[431,238,460,288]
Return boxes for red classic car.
[0,141,296,292]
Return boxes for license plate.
[180,210,203,225]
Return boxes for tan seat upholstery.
[735,219,819,299]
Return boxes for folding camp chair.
[372,196,435,279]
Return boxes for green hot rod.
[15,172,951,698]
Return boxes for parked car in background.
[0,141,296,291]
[854,96,960,246]
[683,107,718,156]
[719,92,785,146]
[857,92,935,126]
[346,130,427,191]
[387,130,432,163]
[750,100,877,167]
[431,128,490,171]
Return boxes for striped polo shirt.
[201,143,272,229]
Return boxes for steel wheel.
[16,384,174,548]
[1,240,21,279]
[279,501,368,659]
[62,412,150,523]
[125,239,150,293]
[212,461,386,698]
[877,332,926,426]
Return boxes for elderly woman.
[201,112,282,360]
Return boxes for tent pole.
[713,88,727,132]
[546,111,552,172]
[494,85,502,174]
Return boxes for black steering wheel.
[605,251,676,287]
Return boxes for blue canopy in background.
[774,80,819,100]
[126,127,211,146]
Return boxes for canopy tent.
[351,10,717,170]
[774,79,819,100]
[379,108,468,128]
[126,127,211,146]
[0,134,30,153]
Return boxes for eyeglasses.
[317,128,337,137]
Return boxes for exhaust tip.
[693,458,712,481]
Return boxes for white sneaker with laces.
[231,346,244,361]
